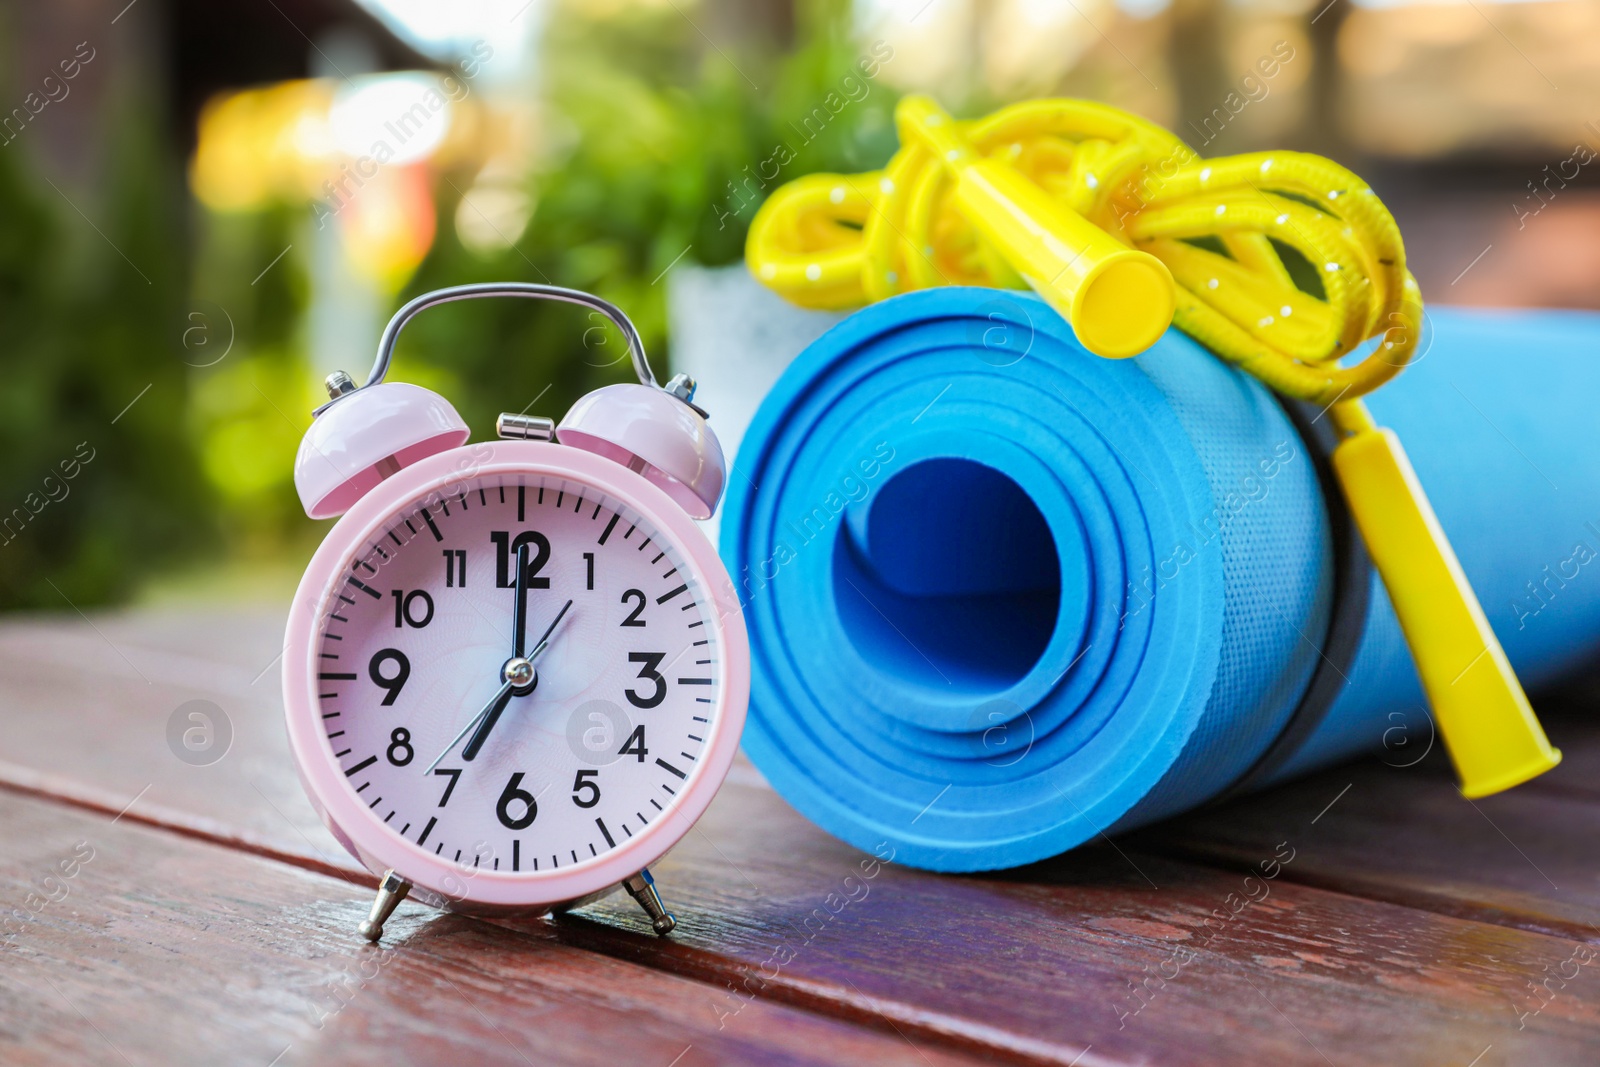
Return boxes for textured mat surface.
[723,288,1600,871]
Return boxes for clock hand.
[459,598,575,763]
[512,541,531,658]
[423,678,513,775]
[437,543,537,772]
[525,597,574,662]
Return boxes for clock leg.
[358,869,412,942]
[622,867,677,936]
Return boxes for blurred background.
[0,0,1596,611]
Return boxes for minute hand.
[512,541,532,658]
[424,541,533,774]
[459,598,573,763]
[462,542,535,766]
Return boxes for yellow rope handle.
[746,95,1561,798]
[747,97,1422,408]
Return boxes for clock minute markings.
[346,755,378,777]
[348,578,382,600]
[419,507,443,542]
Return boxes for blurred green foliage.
[0,61,210,609]
[397,0,902,432]
[186,204,312,557]
[1,0,899,608]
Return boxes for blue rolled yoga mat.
[722,286,1600,872]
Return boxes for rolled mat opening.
[834,458,1062,698]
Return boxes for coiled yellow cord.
[746,96,1561,799]
[748,96,1422,409]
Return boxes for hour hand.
[459,600,573,763]
[460,682,516,762]
[425,674,515,773]
[455,543,535,767]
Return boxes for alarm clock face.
[284,443,746,908]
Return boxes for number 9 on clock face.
[283,444,748,913]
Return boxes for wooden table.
[1,605,1596,1065]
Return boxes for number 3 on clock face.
[283,442,749,918]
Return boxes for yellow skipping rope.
[746,94,1559,798]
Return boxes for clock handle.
[315,282,689,416]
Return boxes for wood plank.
[9,608,1600,1064]
[0,609,355,876]
[1138,720,1600,943]
[552,783,1600,1067]
[0,788,984,1067]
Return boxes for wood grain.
[1140,733,1600,943]
[556,780,1600,1066]
[0,608,357,877]
[0,788,985,1067]
[6,608,1600,1065]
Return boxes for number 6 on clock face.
[282,283,747,941]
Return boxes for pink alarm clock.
[282,283,748,941]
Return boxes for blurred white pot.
[667,263,845,544]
